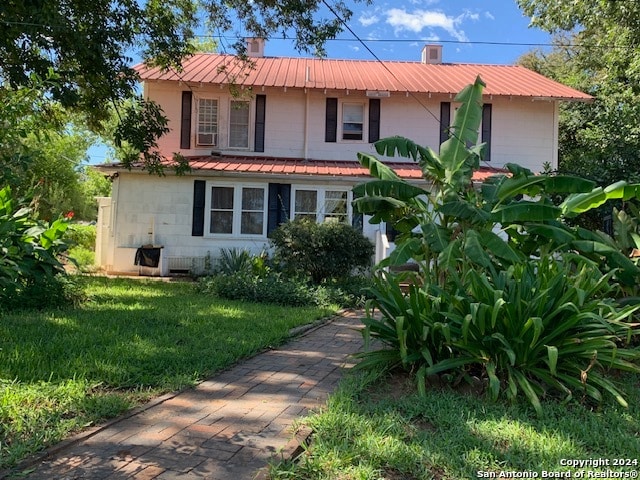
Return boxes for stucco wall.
[144,82,559,171]
[104,172,384,275]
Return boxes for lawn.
[269,370,640,479]
[0,276,336,469]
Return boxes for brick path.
[15,311,365,480]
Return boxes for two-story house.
[95,40,591,276]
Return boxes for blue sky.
[223,0,552,65]
[88,0,550,164]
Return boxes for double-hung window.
[293,188,351,223]
[197,98,218,146]
[342,103,364,141]
[208,184,266,236]
[229,100,250,148]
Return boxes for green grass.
[0,276,336,469]
[269,370,640,479]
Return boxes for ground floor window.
[208,184,267,236]
[293,187,351,223]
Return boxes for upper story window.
[197,98,218,146]
[342,103,364,141]
[208,184,267,236]
[229,100,250,148]
[293,188,351,223]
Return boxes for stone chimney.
[421,44,442,64]
[246,38,265,58]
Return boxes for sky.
[222,0,553,65]
[88,0,552,164]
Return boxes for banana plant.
[354,76,640,285]
[354,77,640,413]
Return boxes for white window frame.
[340,101,366,142]
[196,97,219,146]
[291,186,353,224]
[205,182,268,238]
[228,99,251,149]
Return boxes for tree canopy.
[516,0,640,186]
[0,0,368,172]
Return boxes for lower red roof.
[183,155,504,182]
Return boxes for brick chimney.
[421,44,442,64]
[246,38,265,58]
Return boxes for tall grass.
[0,277,335,469]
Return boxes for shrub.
[197,271,324,307]
[65,224,96,251]
[0,186,75,310]
[271,219,374,284]
[361,255,640,415]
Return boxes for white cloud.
[359,13,380,27]
[385,8,476,42]
[484,11,495,20]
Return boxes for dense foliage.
[198,247,372,308]
[354,77,640,414]
[270,219,374,284]
[0,186,79,310]
[0,0,368,173]
[516,1,640,187]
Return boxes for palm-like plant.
[354,76,640,413]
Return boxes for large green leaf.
[422,223,450,252]
[439,76,485,184]
[439,200,491,223]
[357,152,401,181]
[478,231,523,263]
[464,230,492,268]
[492,202,562,223]
[496,174,595,202]
[561,181,640,217]
[352,179,430,201]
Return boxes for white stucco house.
[95,40,591,276]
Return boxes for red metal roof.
[158,155,503,182]
[136,54,592,101]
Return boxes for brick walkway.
[15,311,365,480]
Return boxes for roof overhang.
[94,155,506,183]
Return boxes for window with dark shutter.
[180,91,192,149]
[482,104,492,161]
[192,180,205,236]
[368,98,380,143]
[255,94,266,152]
[267,183,291,236]
[325,98,338,143]
[439,101,450,147]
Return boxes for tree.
[516,1,640,186]
[0,79,108,221]
[0,0,368,173]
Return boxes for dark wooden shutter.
[267,183,291,236]
[482,104,492,161]
[325,98,338,143]
[192,180,206,236]
[439,101,450,147]
[255,94,266,152]
[368,98,380,143]
[180,91,192,149]
[351,192,363,233]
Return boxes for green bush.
[65,224,96,250]
[361,255,640,415]
[271,219,374,284]
[198,272,324,307]
[0,186,76,310]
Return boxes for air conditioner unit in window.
[197,132,217,146]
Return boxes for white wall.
[144,81,560,172]
[103,171,383,275]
